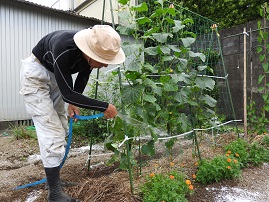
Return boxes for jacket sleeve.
[51,43,109,112]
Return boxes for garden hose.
[14,113,104,190]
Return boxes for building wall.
[0,0,101,122]
[219,20,268,120]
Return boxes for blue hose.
[14,113,104,190]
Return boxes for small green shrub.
[9,124,37,140]
[141,170,193,202]
[224,138,249,168]
[195,154,241,185]
[248,143,269,166]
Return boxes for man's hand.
[104,104,118,119]
[68,104,80,121]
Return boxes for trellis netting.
[82,0,240,194]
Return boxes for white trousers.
[19,55,68,168]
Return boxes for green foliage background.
[181,0,268,28]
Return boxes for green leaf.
[258,75,265,84]
[172,20,185,33]
[262,94,268,101]
[144,94,157,103]
[195,77,215,90]
[152,33,173,43]
[262,62,269,72]
[131,2,148,12]
[162,56,174,61]
[257,46,263,53]
[259,54,266,62]
[171,73,191,83]
[177,58,188,70]
[141,140,155,156]
[197,66,208,71]
[181,37,195,47]
[122,85,144,104]
[118,0,128,5]
[137,17,151,25]
[159,46,171,54]
[258,86,265,92]
[168,45,181,53]
[200,95,217,107]
[144,47,159,55]
[163,80,178,92]
[189,51,206,62]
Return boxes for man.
[19,25,125,202]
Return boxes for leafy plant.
[195,154,241,185]
[224,138,249,168]
[141,170,193,202]
[248,3,269,135]
[9,124,37,140]
[109,0,217,170]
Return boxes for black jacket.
[32,30,108,112]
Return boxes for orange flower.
[181,163,185,167]
[185,180,191,185]
[234,159,238,163]
[227,150,231,154]
[169,162,175,167]
[154,164,158,167]
[235,153,240,157]
[149,173,155,178]
[227,158,232,163]
[169,175,175,180]
[192,174,196,179]
[189,185,194,190]
[227,166,231,170]
[195,162,199,166]
[226,153,230,157]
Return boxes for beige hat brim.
[74,29,125,65]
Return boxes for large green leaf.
[171,73,191,83]
[181,37,195,47]
[122,85,144,104]
[195,77,215,90]
[141,140,155,156]
[172,20,185,33]
[143,94,157,103]
[137,17,151,25]
[144,47,159,55]
[131,2,148,12]
[163,79,178,92]
[200,95,217,108]
[189,51,206,62]
[152,33,173,43]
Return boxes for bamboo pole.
[243,27,247,136]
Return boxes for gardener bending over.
[19,25,125,202]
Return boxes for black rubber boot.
[45,166,80,202]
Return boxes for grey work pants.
[19,55,68,168]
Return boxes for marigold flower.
[192,174,196,179]
[169,162,175,167]
[154,164,158,167]
[149,173,155,178]
[235,153,240,157]
[195,162,199,166]
[227,150,231,154]
[226,153,230,157]
[189,185,194,190]
[227,166,231,169]
[234,159,238,163]
[169,175,175,180]
[185,180,191,185]
[227,158,232,163]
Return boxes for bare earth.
[1,130,269,202]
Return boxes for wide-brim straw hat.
[74,25,125,64]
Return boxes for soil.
[1,129,269,202]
